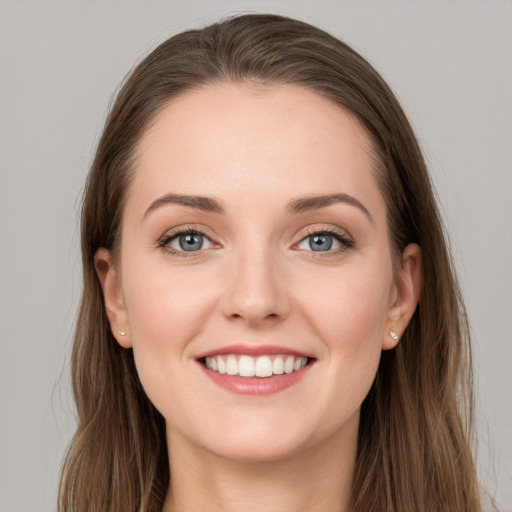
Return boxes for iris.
[179,233,204,251]
[309,234,333,251]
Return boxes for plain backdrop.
[1,1,511,510]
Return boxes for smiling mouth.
[201,354,312,378]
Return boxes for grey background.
[1,1,511,510]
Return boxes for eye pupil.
[179,233,203,251]
[310,234,333,251]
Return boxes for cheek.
[299,262,392,344]
[122,256,217,343]
[120,257,219,398]
[297,262,391,393]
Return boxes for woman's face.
[97,82,420,462]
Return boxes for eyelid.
[157,224,220,256]
[301,225,351,237]
[156,223,355,257]
[292,225,355,254]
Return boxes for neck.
[162,423,357,512]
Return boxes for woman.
[59,13,485,511]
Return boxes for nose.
[220,244,290,328]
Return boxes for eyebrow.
[143,194,224,219]
[143,192,372,223]
[286,193,373,223]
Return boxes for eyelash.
[297,227,355,256]
[157,226,214,258]
[157,226,354,257]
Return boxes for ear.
[94,248,132,348]
[383,243,423,350]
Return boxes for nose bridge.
[221,235,289,325]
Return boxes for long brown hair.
[59,14,484,511]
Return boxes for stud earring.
[390,330,399,341]
[118,331,126,336]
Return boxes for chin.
[204,431,309,463]
[170,407,357,465]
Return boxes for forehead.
[128,82,385,220]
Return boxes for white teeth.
[204,354,309,378]
[226,355,238,375]
[238,355,255,377]
[217,356,227,374]
[293,358,303,371]
[284,356,295,374]
[255,356,273,377]
[272,357,284,375]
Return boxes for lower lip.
[198,362,313,395]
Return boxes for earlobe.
[383,243,423,350]
[94,248,132,348]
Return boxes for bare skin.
[164,422,356,512]
[96,83,422,512]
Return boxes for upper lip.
[196,344,314,359]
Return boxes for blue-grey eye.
[309,234,333,251]
[179,233,203,251]
[166,232,213,252]
[298,232,344,252]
